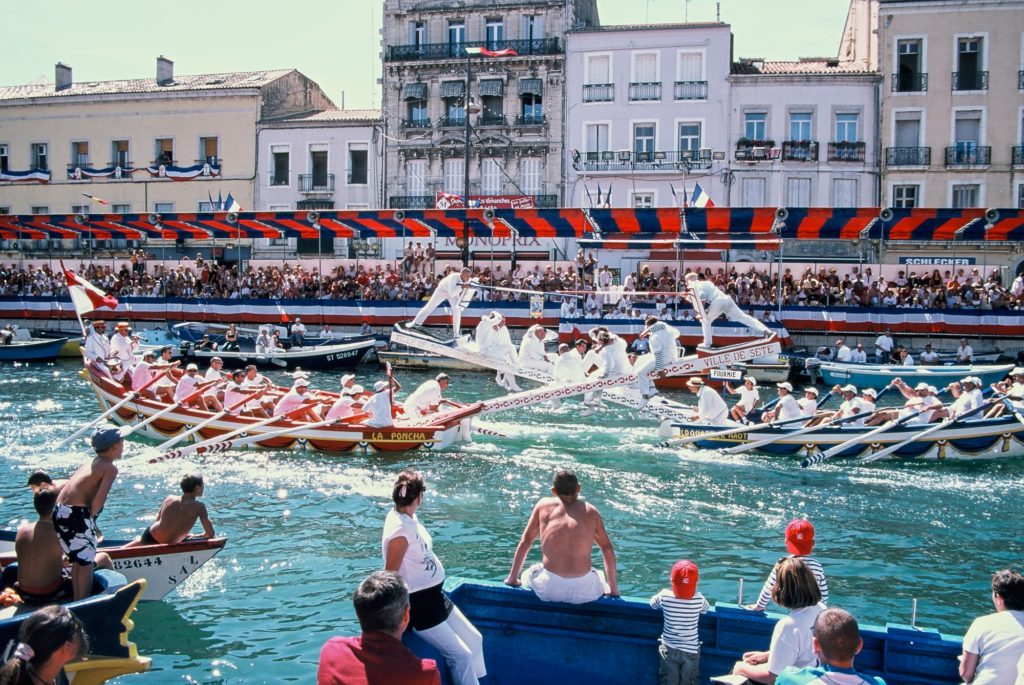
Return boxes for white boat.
[816,360,1013,390]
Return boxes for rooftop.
[731,58,875,76]
[573,21,728,32]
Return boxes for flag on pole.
[224,193,242,212]
[465,47,519,58]
[61,260,118,334]
[690,183,715,208]
[276,302,289,324]
[80,193,109,205]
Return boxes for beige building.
[381,0,599,210]
[0,57,335,221]
[876,0,1024,209]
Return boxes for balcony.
[67,162,92,181]
[781,141,818,162]
[734,140,775,161]
[388,194,558,209]
[892,72,928,92]
[886,147,931,166]
[195,157,221,167]
[298,173,335,193]
[945,146,991,167]
[582,83,614,102]
[952,71,988,91]
[385,38,561,62]
[1013,146,1024,166]
[828,141,866,162]
[477,114,507,127]
[628,82,661,101]
[401,117,432,129]
[515,114,547,127]
[439,114,467,128]
[673,81,707,100]
[581,149,712,173]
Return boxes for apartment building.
[877,0,1024,209]
[564,22,733,209]
[380,0,599,210]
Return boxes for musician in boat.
[104,357,131,389]
[109,322,137,369]
[83,319,110,364]
[685,377,730,425]
[682,272,773,349]
[762,382,802,423]
[273,377,321,423]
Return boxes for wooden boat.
[0,574,150,684]
[377,348,497,372]
[0,335,68,362]
[0,532,227,601]
[653,361,791,390]
[672,415,1024,461]
[405,579,961,685]
[180,336,375,370]
[816,360,1013,390]
[171,321,377,350]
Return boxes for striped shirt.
[649,590,709,652]
[753,555,828,611]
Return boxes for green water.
[1,360,1022,684]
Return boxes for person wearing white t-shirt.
[797,387,820,423]
[764,383,802,423]
[849,343,868,364]
[960,569,1024,685]
[918,345,940,365]
[834,339,852,363]
[410,267,476,337]
[403,374,450,420]
[363,381,394,428]
[957,338,975,364]
[725,376,761,423]
[686,378,730,425]
[634,317,681,399]
[873,330,894,364]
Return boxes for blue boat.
[0,336,67,362]
[816,360,1013,390]
[406,579,961,685]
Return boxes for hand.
[742,650,768,665]
[503,576,521,587]
[744,603,763,611]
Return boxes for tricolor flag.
[224,193,242,213]
[80,193,110,205]
[465,47,518,58]
[690,183,715,208]
[62,261,119,333]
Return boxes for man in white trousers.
[410,267,475,337]
[683,272,773,349]
[634,316,681,400]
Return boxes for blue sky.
[0,0,852,108]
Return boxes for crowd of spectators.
[0,254,1021,311]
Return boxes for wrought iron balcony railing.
[582,83,614,102]
[828,141,866,162]
[439,114,467,128]
[298,173,335,193]
[386,38,561,62]
[945,146,991,166]
[892,72,928,92]
[886,147,931,166]
[401,118,432,129]
[952,71,988,91]
[477,114,507,127]
[515,114,547,127]
[673,81,707,100]
[628,82,661,101]
[581,149,712,172]
[781,141,818,162]
[388,194,558,209]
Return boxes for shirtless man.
[53,426,122,600]
[126,474,215,547]
[504,469,619,604]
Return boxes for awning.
[518,78,543,96]
[440,81,465,98]
[401,83,428,101]
[478,79,504,96]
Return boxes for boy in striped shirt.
[748,519,829,611]
[650,560,709,685]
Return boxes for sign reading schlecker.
[898,257,977,266]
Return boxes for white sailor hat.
[962,376,980,385]
[293,377,310,388]
[776,382,793,391]
[928,385,938,394]
[862,388,878,398]
[841,384,858,394]
[743,375,757,386]
[914,382,930,391]
[186,363,199,371]
[373,380,388,392]
[803,386,819,396]
[1011,368,1024,376]
[685,377,705,387]
[341,373,356,385]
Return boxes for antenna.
[717,1,721,22]
[685,0,690,22]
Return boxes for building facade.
[564,23,733,209]
[877,0,1024,209]
[728,58,880,208]
[0,58,335,220]
[380,0,599,210]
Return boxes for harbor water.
[2,359,1022,684]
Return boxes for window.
[407,160,427,194]
[71,141,89,167]
[481,158,501,195]
[896,39,925,91]
[348,144,368,185]
[744,112,767,141]
[408,98,428,125]
[954,110,981,149]
[952,184,979,208]
[522,15,544,41]
[485,18,504,49]
[833,179,858,208]
[520,158,542,195]
[112,140,130,168]
[676,52,705,99]
[112,203,131,214]
[310,147,329,187]
[787,178,811,206]
[789,112,812,141]
[71,204,89,214]
[448,20,465,49]
[633,53,657,82]
[893,185,918,208]
[521,93,543,121]
[0,144,8,173]
[587,55,610,84]
[443,158,464,195]
[835,113,859,142]
[633,123,656,160]
[740,178,766,206]
[200,137,218,165]
[154,202,174,213]
[410,21,426,48]
[155,138,173,165]
[585,123,609,155]
[678,122,701,155]
[31,143,48,170]
[271,145,290,186]
[1018,184,1024,209]
[198,201,217,212]
[480,91,504,124]
[632,192,654,208]
[894,115,921,147]
[31,206,49,214]
[955,37,984,90]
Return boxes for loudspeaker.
[393,210,406,222]
[879,207,894,222]
[147,213,162,225]
[775,207,788,221]
[306,211,320,224]
[74,213,88,225]
[984,208,1000,224]
[225,212,238,224]
[482,208,495,222]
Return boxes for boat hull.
[377,349,491,372]
[654,362,790,390]
[817,361,1013,390]
[0,337,67,362]
[184,338,374,369]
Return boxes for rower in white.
[403,373,452,420]
[762,382,802,423]
[797,386,820,423]
[682,272,773,349]
[724,375,761,423]
[685,377,730,425]
[363,380,394,428]
[410,267,476,337]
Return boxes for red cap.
[670,560,699,599]
[785,519,815,556]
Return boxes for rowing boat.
[0,336,68,362]
[181,337,376,370]
[815,360,1012,390]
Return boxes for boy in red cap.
[747,519,828,612]
[650,560,709,685]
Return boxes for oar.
[860,397,1004,463]
[474,426,508,438]
[58,368,173,448]
[148,413,343,464]
[723,402,883,455]
[122,379,225,438]
[145,401,320,462]
[801,407,932,468]
[661,413,812,448]
[154,389,266,451]
[1000,397,1024,427]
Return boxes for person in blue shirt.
[776,608,885,685]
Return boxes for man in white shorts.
[504,469,618,604]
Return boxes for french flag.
[690,183,715,208]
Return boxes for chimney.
[55,63,72,91]
[156,56,174,85]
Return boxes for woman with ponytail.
[0,605,88,685]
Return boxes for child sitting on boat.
[747,519,828,612]
[649,560,709,685]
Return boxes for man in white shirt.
[874,329,894,364]
[685,378,730,425]
[130,351,167,400]
[273,377,321,423]
[725,376,761,423]
[918,344,940,365]
[797,387,820,422]
[201,357,226,410]
[410,267,475,337]
[634,317,680,399]
[936,378,983,420]
[174,364,216,410]
[683,273,773,349]
[834,339,852,363]
[363,380,394,428]
[850,343,868,364]
[290,318,307,347]
[403,373,450,420]
[83,320,111,365]
[763,382,803,423]
[519,325,553,373]
[828,384,863,425]
[559,297,577,319]
[476,312,521,391]
[854,388,877,426]
[956,338,974,364]
[109,322,137,369]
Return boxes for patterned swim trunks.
[52,504,98,565]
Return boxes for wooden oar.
[860,397,1004,463]
[661,413,811,448]
[58,368,172,448]
[721,410,856,454]
[154,389,266,451]
[121,379,224,438]
[801,408,931,468]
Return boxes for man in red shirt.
[318,571,440,685]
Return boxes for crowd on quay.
[2,256,1022,312]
